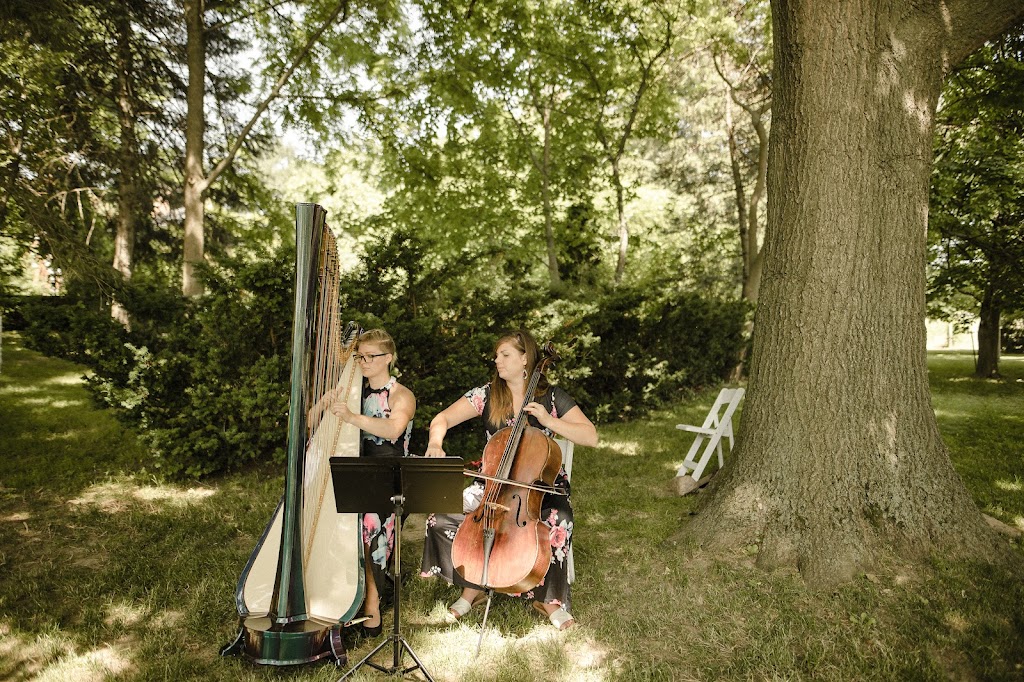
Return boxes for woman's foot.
[361,599,382,636]
[449,590,487,619]
[532,601,575,630]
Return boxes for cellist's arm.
[425,397,479,457]
[524,404,599,448]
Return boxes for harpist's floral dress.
[361,377,412,589]
[419,383,576,609]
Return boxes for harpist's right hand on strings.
[424,444,446,458]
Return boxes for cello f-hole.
[512,493,527,528]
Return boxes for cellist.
[420,329,598,630]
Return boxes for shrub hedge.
[14,235,748,478]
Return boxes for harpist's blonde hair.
[358,328,397,374]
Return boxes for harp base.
[221,616,347,667]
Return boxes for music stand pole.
[331,455,462,681]
[338,494,434,682]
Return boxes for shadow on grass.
[3,336,1024,680]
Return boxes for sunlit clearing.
[151,609,184,629]
[995,479,1023,492]
[69,480,217,513]
[563,637,611,681]
[933,408,971,420]
[20,396,87,408]
[46,373,85,386]
[2,511,31,522]
[944,611,969,633]
[103,600,147,627]
[0,625,75,679]
[602,440,641,456]
[1,385,43,395]
[413,621,608,681]
[34,643,134,682]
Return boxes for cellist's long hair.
[488,330,550,430]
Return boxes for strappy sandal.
[532,601,575,630]
[448,592,487,619]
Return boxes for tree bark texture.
[539,96,562,291]
[975,282,1001,378]
[182,0,206,297]
[113,5,140,328]
[612,159,628,284]
[688,0,1024,585]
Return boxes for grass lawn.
[1,334,1022,681]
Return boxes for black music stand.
[329,456,464,682]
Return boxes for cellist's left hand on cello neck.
[522,402,553,428]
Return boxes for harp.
[222,203,364,666]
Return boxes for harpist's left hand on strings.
[330,400,353,423]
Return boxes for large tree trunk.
[975,282,1001,378]
[182,0,207,297]
[178,0,349,297]
[112,5,140,328]
[687,0,1024,586]
[0,111,26,235]
[612,159,628,284]
[540,98,562,292]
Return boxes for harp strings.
[301,226,352,566]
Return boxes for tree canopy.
[3,0,1024,589]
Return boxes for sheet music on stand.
[329,455,464,682]
[330,455,464,518]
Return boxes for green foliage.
[18,296,126,362]
[562,288,749,422]
[1004,315,1024,353]
[15,225,747,476]
[929,35,1024,324]
[18,249,295,478]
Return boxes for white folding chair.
[674,387,744,492]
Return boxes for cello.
[450,343,565,594]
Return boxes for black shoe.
[361,599,383,637]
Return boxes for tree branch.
[203,0,350,190]
[927,0,1024,70]
[206,0,296,33]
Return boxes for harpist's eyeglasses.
[354,353,389,363]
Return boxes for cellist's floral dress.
[419,383,576,610]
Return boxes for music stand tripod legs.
[338,495,434,682]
